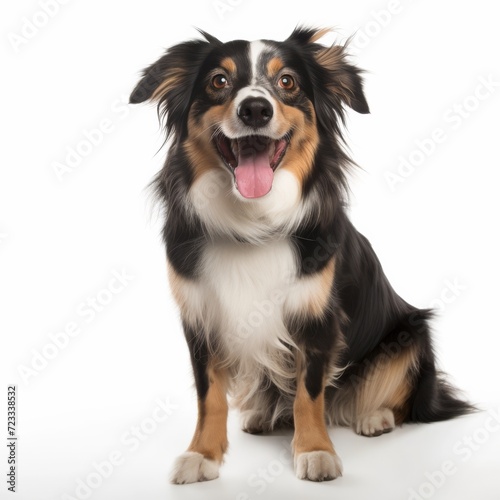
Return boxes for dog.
[130,27,474,484]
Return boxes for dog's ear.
[314,42,370,114]
[130,31,219,137]
[287,27,369,132]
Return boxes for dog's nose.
[237,97,273,128]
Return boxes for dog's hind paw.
[170,452,219,484]
[355,407,395,437]
[240,410,272,434]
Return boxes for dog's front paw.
[294,451,343,481]
[170,452,219,484]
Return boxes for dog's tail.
[410,370,476,422]
[408,312,477,422]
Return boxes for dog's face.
[131,27,369,201]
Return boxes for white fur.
[235,85,273,101]
[294,451,343,481]
[200,238,298,400]
[355,407,395,436]
[189,168,312,244]
[250,40,267,85]
[170,452,219,484]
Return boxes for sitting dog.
[130,27,473,484]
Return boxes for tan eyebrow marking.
[267,57,285,77]
[220,57,237,74]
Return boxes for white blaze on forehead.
[249,40,268,85]
[235,85,272,103]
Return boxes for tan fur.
[285,257,336,320]
[184,104,235,180]
[187,366,228,462]
[267,57,284,77]
[307,258,335,317]
[315,44,344,70]
[151,69,186,101]
[315,44,360,109]
[308,27,332,43]
[220,57,237,75]
[355,345,418,420]
[329,343,419,427]
[293,364,335,456]
[275,101,319,184]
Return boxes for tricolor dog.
[130,27,473,484]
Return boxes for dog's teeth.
[231,139,238,157]
[269,141,276,160]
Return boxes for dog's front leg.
[293,315,343,481]
[171,323,228,484]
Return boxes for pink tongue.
[234,147,274,199]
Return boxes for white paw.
[294,451,343,481]
[356,408,395,437]
[170,452,219,484]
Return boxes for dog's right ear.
[130,32,219,136]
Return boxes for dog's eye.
[212,74,229,89]
[278,75,295,90]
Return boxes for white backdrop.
[1,1,499,499]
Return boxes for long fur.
[131,26,475,476]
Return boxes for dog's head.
[131,27,369,201]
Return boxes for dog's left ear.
[314,42,370,115]
[288,27,369,132]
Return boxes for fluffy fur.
[130,27,474,483]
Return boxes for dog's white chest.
[175,237,332,396]
[200,239,296,345]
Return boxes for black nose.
[237,97,273,128]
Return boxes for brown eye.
[279,75,295,90]
[212,74,229,89]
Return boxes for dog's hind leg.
[328,310,474,436]
[327,320,421,437]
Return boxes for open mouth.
[214,134,290,199]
